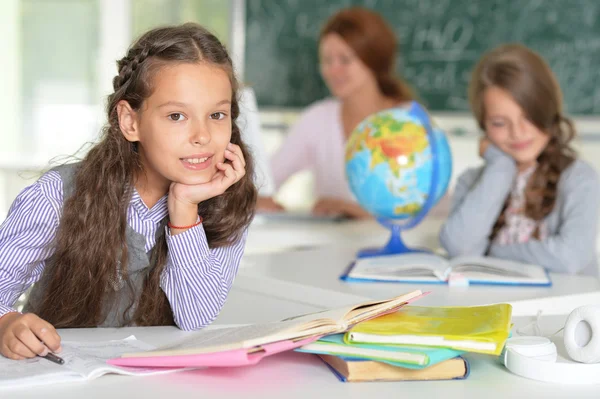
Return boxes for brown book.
[318,354,469,383]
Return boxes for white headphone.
[503,305,600,384]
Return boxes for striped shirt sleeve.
[0,172,63,318]
[161,225,247,331]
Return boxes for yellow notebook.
[345,304,512,355]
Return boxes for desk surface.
[5,317,599,399]
[245,217,439,255]
[239,245,600,313]
[6,218,600,397]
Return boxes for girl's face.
[483,86,550,170]
[120,62,233,192]
[319,33,377,100]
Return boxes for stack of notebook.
[296,303,512,382]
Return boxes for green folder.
[295,333,464,369]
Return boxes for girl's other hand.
[0,312,62,360]
[312,197,372,219]
[479,137,491,158]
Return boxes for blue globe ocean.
[345,101,452,221]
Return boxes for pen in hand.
[36,326,64,365]
[40,351,65,365]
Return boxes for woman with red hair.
[257,7,413,219]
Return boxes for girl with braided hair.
[440,44,600,276]
[0,23,257,360]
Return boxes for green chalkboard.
[245,0,600,114]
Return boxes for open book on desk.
[254,211,347,224]
[0,336,185,390]
[108,290,426,368]
[341,253,551,286]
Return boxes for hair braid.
[31,23,257,328]
[469,45,577,246]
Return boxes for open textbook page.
[0,336,182,390]
[121,290,425,358]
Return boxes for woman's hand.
[256,197,285,213]
[0,312,62,360]
[312,197,372,219]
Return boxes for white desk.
[6,218,600,397]
[245,217,441,255]
[237,245,600,315]
[242,217,600,316]
[212,283,328,325]
[5,313,600,399]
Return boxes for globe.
[345,101,452,256]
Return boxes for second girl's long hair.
[469,44,576,241]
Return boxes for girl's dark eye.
[169,113,185,121]
[210,112,226,120]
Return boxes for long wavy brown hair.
[469,44,576,242]
[31,23,257,328]
[320,7,414,102]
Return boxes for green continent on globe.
[345,104,451,221]
[345,114,428,179]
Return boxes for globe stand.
[355,105,442,259]
[357,222,425,257]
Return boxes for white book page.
[349,253,450,281]
[0,355,80,389]
[65,337,160,379]
[0,336,158,389]
[160,321,304,353]
[279,306,351,326]
[132,313,346,357]
[124,292,422,358]
[129,302,393,358]
[448,256,549,283]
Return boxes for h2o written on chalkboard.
[245,0,600,115]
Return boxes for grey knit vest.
[25,163,168,327]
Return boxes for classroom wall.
[3,1,600,238]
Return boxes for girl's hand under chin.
[168,143,246,230]
[170,142,246,206]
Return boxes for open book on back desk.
[109,290,426,368]
[341,253,551,286]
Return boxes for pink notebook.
[108,290,429,369]
[107,336,319,368]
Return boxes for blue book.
[340,253,551,287]
[296,333,464,369]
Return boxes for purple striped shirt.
[0,170,246,330]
